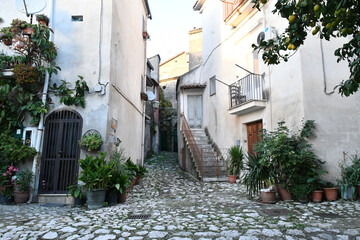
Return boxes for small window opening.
[72,16,83,22]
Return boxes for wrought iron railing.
[229,73,264,108]
[181,114,203,181]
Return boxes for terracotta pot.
[14,191,30,203]
[39,20,48,26]
[228,175,237,184]
[130,178,136,188]
[3,38,12,46]
[260,190,276,203]
[135,176,142,185]
[323,187,338,201]
[311,190,323,203]
[23,27,34,35]
[117,192,127,203]
[0,184,13,192]
[276,184,292,201]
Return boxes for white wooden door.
[187,95,202,128]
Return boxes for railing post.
[201,149,203,182]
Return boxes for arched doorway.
[39,109,82,193]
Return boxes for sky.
[147,0,202,63]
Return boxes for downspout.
[30,0,55,202]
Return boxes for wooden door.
[39,110,82,193]
[187,95,202,128]
[246,120,263,154]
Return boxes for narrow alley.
[0,152,359,240]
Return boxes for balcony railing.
[223,0,245,21]
[229,73,264,108]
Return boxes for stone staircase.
[184,128,228,182]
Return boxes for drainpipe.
[30,0,55,202]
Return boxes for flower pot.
[0,184,13,192]
[135,176,142,185]
[130,178,136,188]
[86,189,106,209]
[74,197,86,207]
[323,187,338,201]
[228,175,237,184]
[0,194,14,205]
[23,27,34,35]
[2,38,12,46]
[39,20,48,26]
[14,191,30,203]
[117,192,127,203]
[311,190,323,203]
[260,190,276,204]
[276,184,292,201]
[299,195,309,204]
[106,192,117,207]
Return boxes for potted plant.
[0,27,13,46]
[338,153,360,200]
[135,164,147,185]
[78,152,113,209]
[242,153,276,203]
[125,158,138,188]
[67,184,86,207]
[323,182,338,201]
[0,165,17,204]
[78,132,103,152]
[307,166,326,203]
[35,14,49,26]
[13,168,33,203]
[227,146,244,183]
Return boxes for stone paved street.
[1,152,360,240]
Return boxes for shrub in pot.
[292,184,311,203]
[125,158,138,187]
[13,168,33,203]
[242,153,275,202]
[227,146,244,183]
[78,152,113,209]
[67,184,86,207]
[109,151,132,203]
[254,120,324,201]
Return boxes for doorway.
[39,110,82,193]
[187,95,202,128]
[246,120,263,154]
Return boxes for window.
[210,76,216,96]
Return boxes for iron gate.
[39,110,82,194]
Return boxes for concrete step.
[38,194,73,205]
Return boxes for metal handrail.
[181,114,203,181]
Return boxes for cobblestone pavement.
[1,152,360,240]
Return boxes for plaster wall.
[299,35,360,181]
[189,29,203,71]
[160,78,178,109]
[108,0,148,163]
[159,52,189,80]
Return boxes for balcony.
[228,73,266,115]
[223,0,253,27]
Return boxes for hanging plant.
[78,130,103,152]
